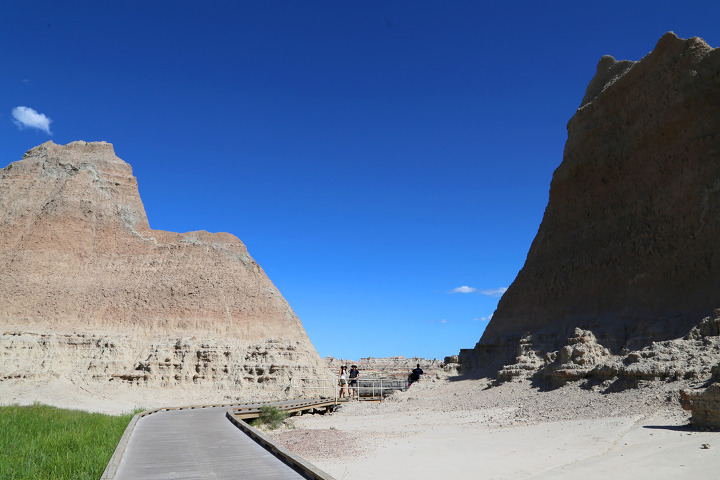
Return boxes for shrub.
[254,405,288,429]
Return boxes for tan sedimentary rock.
[443,355,459,365]
[681,364,720,429]
[462,33,720,372]
[0,141,331,408]
[493,314,720,393]
[324,356,456,378]
[541,328,615,386]
[497,333,544,382]
[325,356,442,372]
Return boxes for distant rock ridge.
[461,32,720,373]
[324,356,459,379]
[325,356,442,370]
[0,140,331,407]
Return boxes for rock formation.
[461,32,720,373]
[681,363,720,429]
[325,356,458,379]
[492,312,720,395]
[541,328,614,386]
[496,333,544,382]
[0,141,331,409]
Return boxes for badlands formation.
[0,140,331,411]
[1,32,719,480]
[325,355,459,377]
[463,32,720,368]
[262,33,720,480]
[459,33,720,409]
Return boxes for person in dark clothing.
[348,365,359,398]
[408,363,423,386]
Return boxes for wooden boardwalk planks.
[113,406,306,480]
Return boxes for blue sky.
[2,1,719,360]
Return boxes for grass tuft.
[0,403,137,480]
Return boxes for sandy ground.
[3,375,718,479]
[266,377,720,480]
[0,379,212,415]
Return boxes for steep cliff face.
[0,141,331,407]
[463,33,720,371]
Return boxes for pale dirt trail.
[267,377,720,480]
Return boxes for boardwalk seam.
[102,400,337,480]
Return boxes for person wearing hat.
[348,365,360,398]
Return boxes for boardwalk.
[113,406,306,480]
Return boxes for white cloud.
[480,287,507,297]
[428,318,451,325]
[474,314,493,322]
[12,106,52,134]
[449,285,477,294]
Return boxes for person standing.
[348,365,359,398]
[409,363,423,386]
[338,365,348,398]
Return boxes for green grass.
[0,403,137,480]
[251,405,288,430]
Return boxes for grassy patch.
[0,403,137,480]
[252,405,288,430]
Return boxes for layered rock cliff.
[461,33,720,373]
[325,356,458,379]
[0,141,331,409]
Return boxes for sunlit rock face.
[0,141,331,407]
[462,33,720,371]
[681,363,720,429]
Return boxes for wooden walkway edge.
[102,399,337,480]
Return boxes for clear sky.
[2,1,718,360]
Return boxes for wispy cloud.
[428,318,451,325]
[12,106,52,134]
[474,314,493,322]
[449,285,508,297]
[480,287,507,297]
[449,285,477,294]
